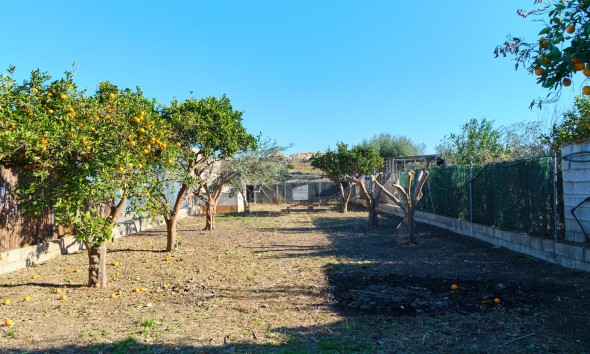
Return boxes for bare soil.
[1,204,589,353]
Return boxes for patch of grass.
[136,317,162,337]
[6,331,16,339]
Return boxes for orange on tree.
[562,78,572,87]
[566,24,575,34]
[534,67,543,76]
[583,86,590,95]
[574,62,585,71]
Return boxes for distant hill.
[288,159,320,174]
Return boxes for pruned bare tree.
[373,169,429,245]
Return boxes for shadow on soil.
[7,210,590,353]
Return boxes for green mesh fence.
[399,157,562,238]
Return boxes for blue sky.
[1,1,575,154]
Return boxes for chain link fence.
[397,156,564,239]
[256,180,341,204]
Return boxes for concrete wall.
[353,199,590,272]
[562,140,590,243]
[0,208,190,276]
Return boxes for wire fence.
[398,156,564,239]
[257,181,341,204]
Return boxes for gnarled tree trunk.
[205,202,217,230]
[165,183,189,252]
[338,182,353,213]
[353,173,391,229]
[86,242,107,288]
[373,169,429,245]
[165,216,178,251]
[84,194,127,288]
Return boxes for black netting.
[399,157,563,238]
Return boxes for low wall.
[363,200,590,272]
[0,208,191,276]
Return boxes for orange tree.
[0,68,175,287]
[310,143,383,217]
[141,95,256,237]
[497,0,590,107]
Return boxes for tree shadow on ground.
[5,210,590,353]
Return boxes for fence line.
[394,156,564,239]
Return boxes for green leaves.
[310,142,383,183]
[539,27,552,35]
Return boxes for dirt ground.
[1,204,590,353]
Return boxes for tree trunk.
[368,198,379,228]
[165,216,178,252]
[372,169,429,245]
[204,201,217,230]
[355,177,378,228]
[86,242,107,288]
[339,182,350,213]
[241,189,251,213]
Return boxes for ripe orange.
[572,57,582,64]
[115,271,120,277]
[539,39,548,48]
[117,290,123,296]
[167,159,173,165]
[48,109,54,114]
[566,25,575,34]
[60,294,67,301]
[130,141,136,147]
[583,86,590,95]
[134,288,141,293]
[4,319,14,326]
[534,67,543,76]
[94,283,101,289]
[574,62,585,71]
[113,261,119,266]
[583,67,590,77]
[118,166,125,173]
[110,293,116,299]
[3,299,10,305]
[54,288,61,294]
[31,87,38,93]
[23,296,30,302]
[493,297,501,304]
[131,117,140,123]
[109,93,115,99]
[137,163,143,169]
[450,284,458,291]
[176,142,182,147]
[31,274,39,280]
[60,94,67,100]
[562,78,572,86]
[539,56,550,65]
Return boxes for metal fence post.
[553,154,558,241]
[469,161,473,223]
